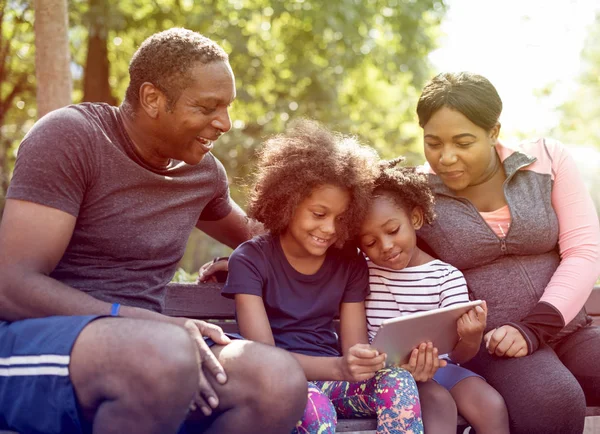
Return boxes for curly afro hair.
[124,28,228,112]
[248,119,379,246]
[373,157,436,225]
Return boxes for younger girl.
[222,121,423,434]
[359,159,509,434]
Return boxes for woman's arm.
[539,139,600,320]
[500,140,600,355]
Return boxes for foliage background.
[1,0,599,281]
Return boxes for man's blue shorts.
[0,315,101,434]
[432,360,484,390]
[1,316,243,434]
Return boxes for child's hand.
[457,301,487,343]
[339,343,386,382]
[401,342,446,382]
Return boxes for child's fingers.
[349,344,379,359]
[423,342,434,371]
[481,300,488,315]
[349,352,386,366]
[474,306,487,322]
[415,343,427,371]
[403,348,419,373]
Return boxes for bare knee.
[71,318,198,418]
[418,380,456,412]
[453,378,508,432]
[213,341,307,423]
[418,380,457,429]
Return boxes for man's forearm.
[0,266,181,325]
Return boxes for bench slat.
[164,282,233,318]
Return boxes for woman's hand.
[457,301,487,344]
[198,257,229,283]
[338,343,386,382]
[401,342,447,382]
[484,325,528,358]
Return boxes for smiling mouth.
[195,136,214,152]
[311,235,332,245]
[383,251,401,262]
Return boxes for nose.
[321,217,336,235]
[212,107,232,134]
[439,145,458,166]
[382,237,394,253]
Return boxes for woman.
[416,71,600,434]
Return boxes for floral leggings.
[291,367,423,434]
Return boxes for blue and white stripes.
[0,354,70,377]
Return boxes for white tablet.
[370,300,484,366]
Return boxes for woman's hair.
[372,157,436,225]
[416,71,502,131]
[248,119,379,246]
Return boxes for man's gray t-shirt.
[7,103,233,312]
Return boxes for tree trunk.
[34,0,72,118]
[82,0,116,105]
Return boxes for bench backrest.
[165,282,239,332]
[164,282,600,329]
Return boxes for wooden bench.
[0,286,598,434]
[164,283,600,433]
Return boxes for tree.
[1,0,447,270]
[34,0,72,117]
[81,0,116,104]
[551,11,600,148]
[0,0,36,213]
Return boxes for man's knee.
[71,318,198,415]
[213,341,307,416]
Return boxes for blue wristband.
[110,303,121,317]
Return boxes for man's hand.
[338,343,386,382]
[197,258,228,283]
[457,302,487,344]
[180,319,231,415]
[484,325,528,358]
[401,342,446,382]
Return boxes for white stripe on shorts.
[0,354,70,366]
[0,366,69,376]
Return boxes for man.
[0,28,306,434]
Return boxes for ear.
[411,206,425,230]
[489,122,501,144]
[138,82,164,119]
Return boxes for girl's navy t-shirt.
[222,234,369,357]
